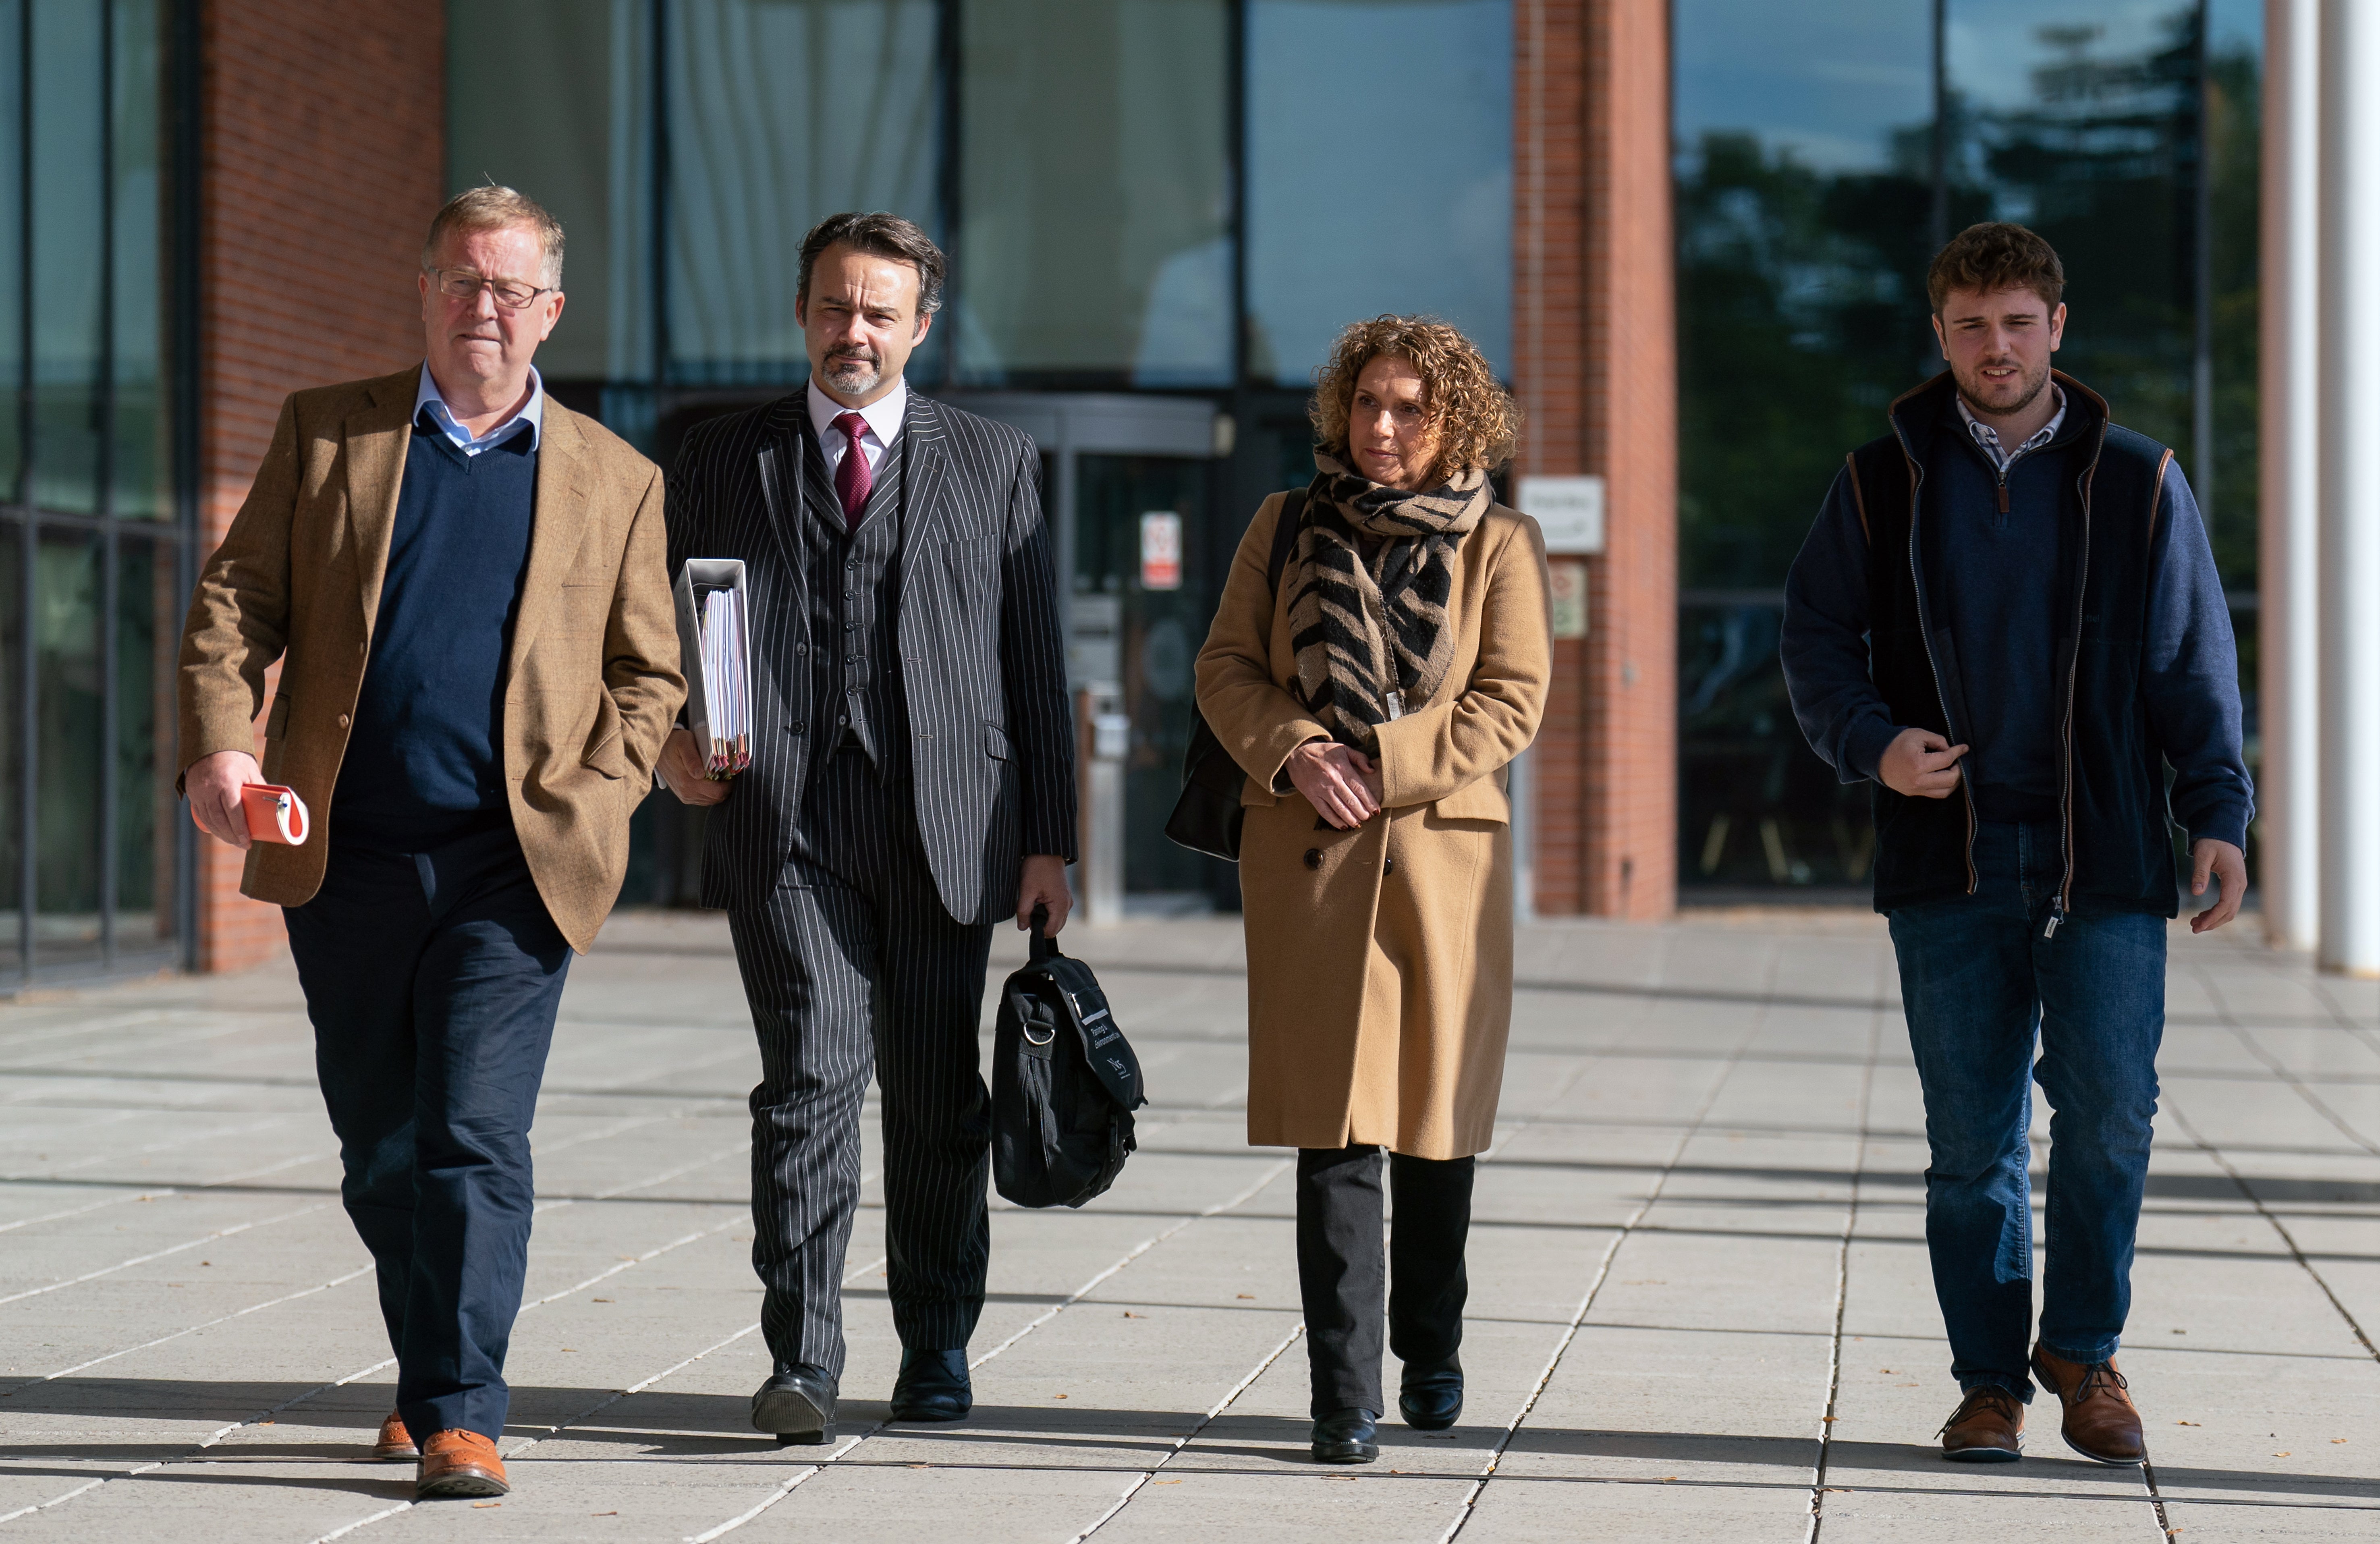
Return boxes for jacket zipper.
[2045,427,2106,940]
[1894,442,1979,894]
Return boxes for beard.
[822,347,884,395]
[1953,354,2051,419]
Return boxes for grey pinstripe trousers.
[727,743,996,1377]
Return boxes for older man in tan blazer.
[176,186,681,1502]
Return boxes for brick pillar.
[1513,0,1676,919]
[192,1,445,971]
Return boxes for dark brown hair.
[1927,222,2065,314]
[1308,315,1520,479]
[796,211,946,320]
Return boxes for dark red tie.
[832,412,873,531]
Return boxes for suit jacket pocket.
[583,693,630,779]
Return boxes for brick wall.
[1514,0,1677,918]
[192,1,446,971]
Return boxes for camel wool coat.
[1194,490,1551,1160]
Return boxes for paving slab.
[0,909,2371,1541]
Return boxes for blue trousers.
[1886,820,2166,1399]
[282,825,572,1442]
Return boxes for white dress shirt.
[807,376,907,479]
[414,362,545,455]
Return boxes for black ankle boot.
[1310,1407,1379,1464]
[1399,1362,1464,1431]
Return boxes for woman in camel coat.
[1193,315,1550,1466]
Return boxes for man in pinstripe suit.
[659,212,1076,1444]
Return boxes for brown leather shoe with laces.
[2031,1344,2146,1465]
[1938,1384,2023,1462]
[371,1411,418,1462]
[415,1428,509,1498]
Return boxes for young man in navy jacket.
[1781,223,2251,1467]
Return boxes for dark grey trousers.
[728,745,997,1378]
[1296,1143,1475,1419]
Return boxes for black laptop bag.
[991,911,1146,1209]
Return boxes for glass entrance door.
[1073,452,1212,899]
[939,391,1226,915]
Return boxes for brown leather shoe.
[415,1428,509,1498]
[371,1410,418,1462]
[1938,1384,2024,1462]
[2031,1344,2146,1465]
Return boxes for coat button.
[788,721,805,735]
[1303,848,1322,870]
[1384,857,1396,877]
[337,713,351,728]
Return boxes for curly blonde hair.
[1307,315,1520,480]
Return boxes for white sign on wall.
[1139,511,1183,590]
[1517,474,1606,555]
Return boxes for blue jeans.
[283,825,572,1442]
[1886,820,2166,1398]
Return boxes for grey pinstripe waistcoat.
[666,387,1077,922]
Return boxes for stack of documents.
[673,558,754,779]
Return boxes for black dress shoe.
[1399,1364,1464,1432]
[751,1366,838,1445]
[1310,1407,1380,1464]
[888,1348,972,1422]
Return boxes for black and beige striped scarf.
[1286,451,1492,754]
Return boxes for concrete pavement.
[1,907,2373,1542]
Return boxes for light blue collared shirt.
[414,362,545,456]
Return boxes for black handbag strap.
[1267,487,1306,594]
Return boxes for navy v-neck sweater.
[330,419,538,851]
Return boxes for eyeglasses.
[427,267,557,311]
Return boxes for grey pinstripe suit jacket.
[667,387,1077,923]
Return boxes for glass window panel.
[1946,2,2202,456]
[111,0,165,519]
[34,530,100,963]
[1679,600,1875,890]
[2206,2,2259,586]
[1246,0,1511,386]
[0,526,19,980]
[957,0,1230,386]
[0,0,21,503]
[29,0,103,515]
[1674,0,1933,589]
[116,533,171,949]
[666,0,939,385]
[1672,0,1933,894]
[450,0,654,384]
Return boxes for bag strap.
[1028,903,1058,963]
[1041,956,1145,1110]
[1266,488,1306,594]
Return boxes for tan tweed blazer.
[175,367,685,951]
